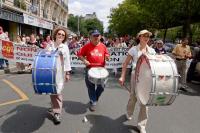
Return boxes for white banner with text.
[0,39,131,68]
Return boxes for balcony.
[43,12,48,19]
[58,20,61,25]
[14,0,27,11]
[56,0,68,11]
[28,4,38,15]
[52,16,56,21]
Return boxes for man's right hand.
[84,60,90,66]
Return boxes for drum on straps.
[135,54,179,106]
[32,50,64,94]
[88,67,109,87]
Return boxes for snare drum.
[135,54,179,106]
[88,67,109,86]
[32,50,64,94]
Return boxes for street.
[0,68,200,133]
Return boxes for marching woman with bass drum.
[119,30,156,133]
[46,27,71,124]
[32,27,71,124]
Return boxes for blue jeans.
[0,58,4,68]
[0,58,9,67]
[85,69,104,104]
[4,59,9,67]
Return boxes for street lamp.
[77,16,80,36]
[0,0,3,8]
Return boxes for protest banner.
[0,39,39,64]
[0,39,131,68]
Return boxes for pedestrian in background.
[42,34,53,49]
[15,35,25,73]
[172,37,192,91]
[0,26,10,71]
[154,40,166,54]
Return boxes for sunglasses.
[57,33,65,37]
[93,34,100,37]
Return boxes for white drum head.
[135,55,152,105]
[88,67,109,79]
[135,54,179,106]
[55,55,64,94]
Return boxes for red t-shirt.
[77,42,109,68]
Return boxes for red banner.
[2,40,14,59]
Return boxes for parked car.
[187,47,200,83]
[164,42,176,53]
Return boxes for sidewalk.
[0,61,17,75]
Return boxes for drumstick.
[123,84,131,93]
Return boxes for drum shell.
[135,54,179,106]
[32,50,64,94]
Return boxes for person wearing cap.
[154,40,166,54]
[77,29,110,112]
[0,26,10,71]
[119,29,156,133]
[172,37,191,91]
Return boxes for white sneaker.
[126,113,132,120]
[137,126,146,133]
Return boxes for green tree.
[108,0,142,36]
[67,14,79,33]
[68,14,103,36]
[108,0,200,41]
[84,18,103,35]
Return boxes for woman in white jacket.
[119,30,156,133]
[45,27,71,124]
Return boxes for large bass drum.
[135,54,179,106]
[32,50,64,94]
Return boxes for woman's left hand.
[65,74,70,82]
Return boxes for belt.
[176,58,186,61]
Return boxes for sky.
[68,0,124,31]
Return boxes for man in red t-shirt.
[77,29,109,111]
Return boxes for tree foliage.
[108,0,200,39]
[68,14,103,36]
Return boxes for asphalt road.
[0,68,200,133]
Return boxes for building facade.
[0,0,68,41]
[84,12,97,20]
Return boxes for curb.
[0,66,17,75]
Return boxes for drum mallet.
[123,84,131,93]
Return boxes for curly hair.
[52,27,68,43]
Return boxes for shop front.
[23,13,53,37]
[0,8,23,41]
